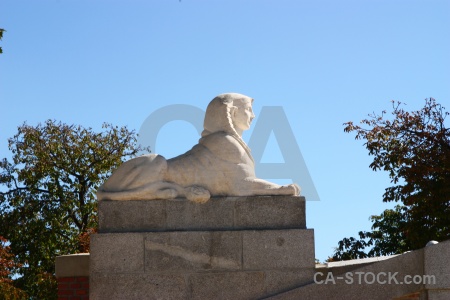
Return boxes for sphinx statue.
[97,93,300,203]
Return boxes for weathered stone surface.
[189,271,266,300]
[427,290,450,300]
[55,253,89,278]
[99,200,166,233]
[90,233,144,273]
[144,231,241,272]
[234,196,305,229]
[165,198,235,230]
[267,250,424,300]
[99,196,306,233]
[90,273,187,300]
[424,240,450,289]
[264,269,314,296]
[243,229,315,270]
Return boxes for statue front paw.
[185,186,211,203]
[281,184,300,196]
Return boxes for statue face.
[232,99,255,132]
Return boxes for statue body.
[97,93,300,203]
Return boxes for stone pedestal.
[90,196,315,300]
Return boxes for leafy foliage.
[331,205,410,261]
[331,98,450,260]
[0,28,4,54]
[0,236,28,300]
[0,120,145,299]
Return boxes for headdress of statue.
[201,93,253,162]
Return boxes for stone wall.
[90,196,315,300]
[55,195,450,300]
[268,239,450,300]
[56,239,450,300]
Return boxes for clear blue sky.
[1,0,449,262]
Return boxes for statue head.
[202,93,254,138]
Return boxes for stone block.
[234,196,305,229]
[165,197,235,230]
[424,239,450,289]
[243,229,315,270]
[90,273,187,300]
[427,290,450,300]
[264,269,314,296]
[189,271,266,300]
[144,231,241,272]
[90,233,144,273]
[99,200,166,233]
[99,196,306,233]
[209,231,242,269]
[55,253,90,278]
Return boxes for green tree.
[0,28,4,54]
[0,120,146,299]
[331,98,450,261]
